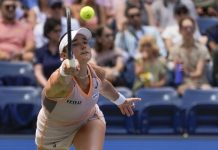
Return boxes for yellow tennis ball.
[80,6,95,21]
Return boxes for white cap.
[58,27,92,53]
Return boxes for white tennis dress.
[35,64,105,150]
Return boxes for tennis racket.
[66,7,73,60]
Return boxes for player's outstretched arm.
[100,79,141,116]
[91,63,141,116]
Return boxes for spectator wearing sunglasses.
[0,0,35,62]
[115,5,167,59]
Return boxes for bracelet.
[59,63,70,77]
[112,92,126,105]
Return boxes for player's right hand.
[62,58,80,76]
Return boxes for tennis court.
[0,135,218,150]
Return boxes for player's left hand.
[118,98,141,117]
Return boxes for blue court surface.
[0,135,218,150]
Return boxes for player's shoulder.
[88,63,106,81]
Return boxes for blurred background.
[1,0,218,149]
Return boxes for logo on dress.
[66,100,82,104]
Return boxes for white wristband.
[112,92,126,105]
[59,62,70,77]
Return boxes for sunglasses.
[182,26,194,31]
[103,33,114,38]
[3,4,16,10]
[128,13,140,19]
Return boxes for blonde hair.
[138,35,159,58]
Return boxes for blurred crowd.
[1,0,218,96]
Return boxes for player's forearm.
[45,69,72,98]
[100,79,119,102]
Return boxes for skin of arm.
[144,2,155,26]
[34,64,48,87]
[151,75,166,88]
[164,38,173,55]
[23,36,35,53]
[134,60,144,75]
[186,59,206,78]
[44,69,73,99]
[208,41,217,51]
[113,56,124,72]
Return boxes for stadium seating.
[134,87,183,134]
[182,89,218,135]
[196,17,218,35]
[0,61,36,86]
[0,86,41,134]
[98,87,135,134]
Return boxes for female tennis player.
[35,27,141,150]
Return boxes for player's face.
[71,34,91,63]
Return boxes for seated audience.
[92,25,132,87]
[133,35,167,91]
[151,0,197,32]
[168,16,211,95]
[33,0,80,48]
[34,18,61,87]
[162,4,203,55]
[115,5,167,59]
[0,0,35,62]
[193,0,218,17]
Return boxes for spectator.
[205,23,218,52]
[151,0,197,32]
[34,18,61,87]
[193,0,218,17]
[133,35,167,91]
[168,16,211,95]
[125,0,155,26]
[162,4,203,55]
[0,0,35,62]
[115,5,167,59]
[212,46,218,86]
[33,0,80,48]
[205,22,218,87]
[26,0,49,27]
[92,25,131,87]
